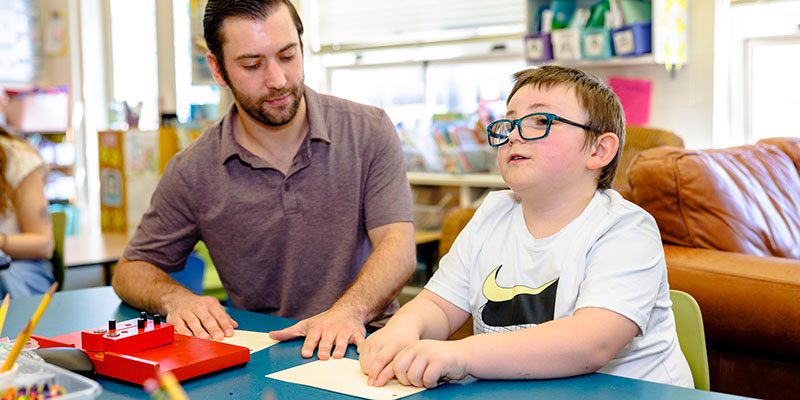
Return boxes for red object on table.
[32,318,250,384]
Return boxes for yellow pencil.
[0,293,10,336]
[1,320,31,372]
[1,282,58,372]
[30,282,58,329]
[160,371,189,400]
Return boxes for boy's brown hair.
[507,65,626,190]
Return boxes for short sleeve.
[122,159,199,272]
[575,209,665,333]
[363,112,413,230]
[424,205,487,313]
[4,139,45,189]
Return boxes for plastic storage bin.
[524,33,553,63]
[4,87,69,133]
[611,21,652,56]
[581,27,613,60]
[551,29,582,61]
[0,354,102,399]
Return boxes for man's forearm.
[112,256,196,315]
[334,222,416,324]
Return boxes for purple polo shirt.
[123,86,413,319]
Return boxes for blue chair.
[168,252,205,295]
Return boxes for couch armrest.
[664,244,800,362]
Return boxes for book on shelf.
[430,113,493,174]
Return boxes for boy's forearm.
[387,291,463,340]
[462,309,637,380]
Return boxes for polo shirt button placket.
[281,180,297,214]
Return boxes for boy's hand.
[359,324,419,385]
[376,339,468,389]
[268,307,366,360]
[165,293,238,341]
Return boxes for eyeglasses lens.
[489,121,512,146]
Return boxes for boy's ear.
[586,132,619,170]
[206,52,229,88]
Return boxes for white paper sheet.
[220,330,279,354]
[266,358,426,400]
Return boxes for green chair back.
[50,210,67,291]
[195,241,227,302]
[670,289,710,390]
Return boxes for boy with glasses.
[359,66,692,388]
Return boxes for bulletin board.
[0,0,41,82]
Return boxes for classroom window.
[327,58,522,172]
[746,37,800,143]
[172,0,220,123]
[723,0,800,145]
[109,0,159,130]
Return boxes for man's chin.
[253,112,295,127]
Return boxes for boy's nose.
[507,124,525,144]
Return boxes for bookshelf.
[407,171,506,208]
[528,54,656,68]
[22,131,76,203]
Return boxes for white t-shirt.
[426,189,693,387]
[0,135,45,235]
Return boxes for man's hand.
[374,339,468,389]
[358,323,419,386]
[268,307,365,360]
[164,292,238,341]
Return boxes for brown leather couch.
[623,137,800,400]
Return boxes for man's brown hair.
[507,65,625,190]
[203,0,303,85]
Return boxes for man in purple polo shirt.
[111,0,416,361]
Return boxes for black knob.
[108,319,116,330]
[140,311,148,320]
[137,318,145,329]
[153,314,161,325]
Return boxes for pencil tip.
[46,282,58,296]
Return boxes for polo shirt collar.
[303,86,331,144]
[218,85,330,165]
[219,103,240,164]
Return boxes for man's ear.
[586,132,619,170]
[206,51,229,87]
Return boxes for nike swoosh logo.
[482,265,558,303]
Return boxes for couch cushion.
[628,143,800,258]
[613,125,685,189]
[758,137,800,172]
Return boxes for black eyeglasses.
[486,112,597,147]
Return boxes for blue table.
[2,287,750,399]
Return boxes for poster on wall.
[0,0,40,82]
[190,0,215,85]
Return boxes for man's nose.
[263,60,287,89]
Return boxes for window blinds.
[309,0,526,52]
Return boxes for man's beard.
[229,81,304,127]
